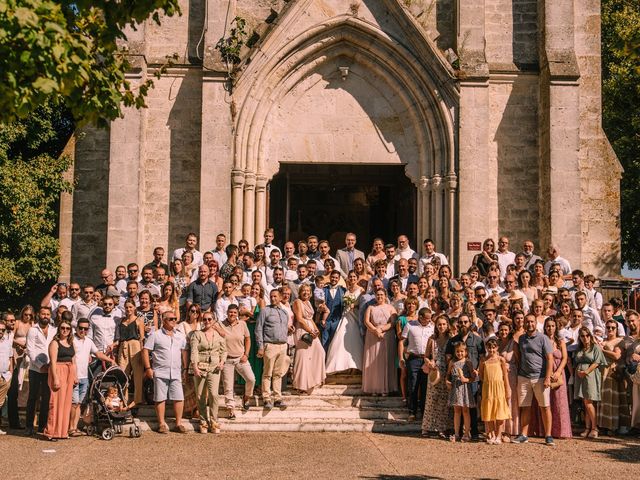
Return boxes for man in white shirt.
[71,284,96,326]
[259,228,281,259]
[584,275,603,311]
[59,282,81,312]
[315,240,342,277]
[25,306,56,435]
[265,267,287,297]
[395,234,419,261]
[214,280,239,322]
[263,249,284,285]
[384,244,398,279]
[484,272,504,296]
[569,270,596,309]
[399,308,433,420]
[211,233,228,267]
[171,232,203,266]
[575,291,604,333]
[40,283,68,318]
[495,236,516,280]
[419,238,448,274]
[138,266,161,297]
[69,317,114,434]
[544,245,572,276]
[501,274,530,313]
[88,296,121,355]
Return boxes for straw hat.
[428,367,441,385]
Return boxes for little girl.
[446,342,476,442]
[479,338,511,444]
[105,386,132,412]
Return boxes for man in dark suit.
[335,232,365,275]
[388,258,419,295]
[318,271,346,351]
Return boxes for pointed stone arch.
[229,3,459,257]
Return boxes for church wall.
[489,74,540,248]
[141,69,204,258]
[485,0,538,68]
[574,0,621,277]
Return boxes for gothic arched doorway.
[268,164,416,249]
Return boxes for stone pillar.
[254,175,268,248]
[431,174,443,250]
[199,0,236,248]
[230,168,245,244]
[445,172,458,261]
[537,0,581,265]
[58,137,76,283]
[419,177,431,247]
[106,91,144,270]
[243,171,256,245]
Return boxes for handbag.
[301,332,314,345]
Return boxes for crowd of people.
[0,229,639,445]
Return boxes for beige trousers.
[193,370,222,423]
[261,343,290,402]
[117,340,145,405]
[222,357,256,408]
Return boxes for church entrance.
[268,164,416,251]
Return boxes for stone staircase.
[133,375,422,433]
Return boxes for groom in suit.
[319,271,346,351]
[335,233,365,276]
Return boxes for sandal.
[449,434,458,443]
[461,435,471,443]
[69,430,83,437]
[579,429,590,438]
[588,430,599,439]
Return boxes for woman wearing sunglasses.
[574,327,607,438]
[43,319,77,441]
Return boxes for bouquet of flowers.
[342,294,357,312]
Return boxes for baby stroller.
[86,365,142,440]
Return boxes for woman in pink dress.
[292,285,326,393]
[362,290,398,395]
[528,317,572,438]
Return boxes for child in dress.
[446,342,476,442]
[478,338,511,444]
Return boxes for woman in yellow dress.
[478,337,511,444]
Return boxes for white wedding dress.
[325,289,364,374]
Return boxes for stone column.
[419,177,431,246]
[254,175,268,248]
[445,172,458,261]
[231,168,245,244]
[456,0,495,270]
[243,171,256,245]
[430,174,443,250]
[537,0,581,264]
[106,88,144,270]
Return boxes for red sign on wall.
[467,242,481,251]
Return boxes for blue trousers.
[406,356,428,415]
[321,318,340,351]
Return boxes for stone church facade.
[60,0,622,283]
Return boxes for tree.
[602,0,640,269]
[0,104,73,306]
[0,0,180,127]
[0,1,179,306]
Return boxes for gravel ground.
[1,431,638,479]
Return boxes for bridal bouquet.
[342,294,357,312]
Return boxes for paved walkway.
[1,432,638,479]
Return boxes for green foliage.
[602,0,640,268]
[0,104,74,305]
[0,0,180,127]
[216,16,247,68]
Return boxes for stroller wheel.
[86,426,96,436]
[134,426,142,438]
[101,428,114,441]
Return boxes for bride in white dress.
[325,272,364,374]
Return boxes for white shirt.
[401,320,434,355]
[73,336,99,379]
[214,295,238,322]
[26,324,57,372]
[59,297,79,312]
[211,249,228,267]
[0,333,13,381]
[581,306,604,333]
[544,256,571,275]
[171,247,203,266]
[138,281,161,297]
[71,300,96,326]
[395,247,419,261]
[495,250,516,279]
[88,308,121,352]
[418,252,449,274]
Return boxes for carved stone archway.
[230,9,458,257]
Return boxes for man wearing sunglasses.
[69,318,114,435]
[143,311,188,434]
[71,285,96,327]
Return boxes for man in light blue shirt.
[143,311,188,434]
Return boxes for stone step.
[135,404,410,421]
[133,417,421,433]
